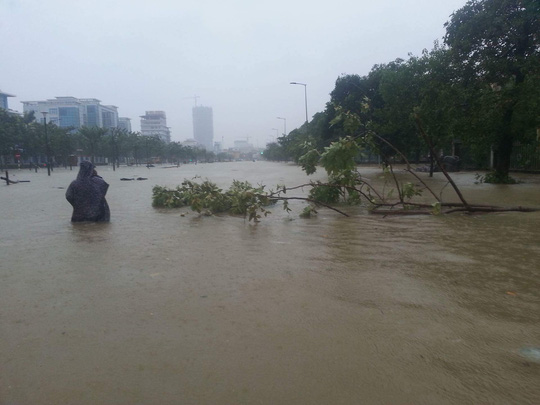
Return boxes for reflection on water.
[1,162,539,404]
[70,222,112,243]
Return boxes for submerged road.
[1,162,539,404]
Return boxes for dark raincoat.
[66,161,110,222]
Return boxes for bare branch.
[414,114,471,210]
[385,161,404,203]
[372,133,441,202]
[268,195,350,217]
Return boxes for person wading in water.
[66,161,110,222]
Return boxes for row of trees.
[0,109,230,169]
[265,0,539,182]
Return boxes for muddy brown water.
[1,162,539,404]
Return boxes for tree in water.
[444,0,540,183]
[78,126,107,164]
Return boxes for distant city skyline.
[1,0,467,148]
[4,87,224,146]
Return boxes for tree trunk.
[493,108,514,179]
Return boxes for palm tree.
[78,126,107,163]
[107,128,128,170]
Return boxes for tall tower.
[192,106,214,151]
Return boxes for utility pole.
[277,117,287,136]
[290,82,308,123]
[42,112,51,176]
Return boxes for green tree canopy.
[444,0,540,180]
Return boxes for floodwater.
[1,162,539,405]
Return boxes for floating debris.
[1,175,30,184]
[520,347,540,362]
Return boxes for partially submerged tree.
[444,0,540,182]
[106,128,128,170]
[47,124,75,168]
[264,0,539,181]
[152,114,539,220]
[78,126,107,164]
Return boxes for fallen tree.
[2,171,30,185]
[152,114,539,220]
[365,115,539,216]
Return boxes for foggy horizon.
[2,0,466,148]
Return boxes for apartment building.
[140,111,171,143]
[22,96,119,128]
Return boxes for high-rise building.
[22,96,119,129]
[140,111,171,143]
[0,89,15,110]
[192,106,214,151]
[118,117,132,132]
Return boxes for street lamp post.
[42,112,51,176]
[290,82,308,123]
[276,117,287,136]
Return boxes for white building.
[182,138,200,148]
[234,140,254,152]
[140,111,171,143]
[22,96,119,129]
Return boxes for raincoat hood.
[77,161,95,180]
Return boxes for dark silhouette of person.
[66,161,110,222]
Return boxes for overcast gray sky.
[1,0,466,147]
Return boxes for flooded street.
[1,161,539,404]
